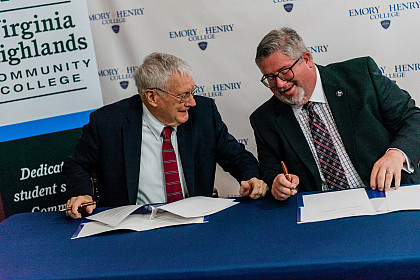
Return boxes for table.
[1,195,420,279]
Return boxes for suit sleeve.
[62,112,100,200]
[368,57,420,172]
[210,100,260,182]
[250,111,282,189]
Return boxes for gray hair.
[255,27,310,67]
[134,52,192,96]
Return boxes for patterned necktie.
[303,102,349,190]
[161,127,183,203]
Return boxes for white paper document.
[87,205,142,227]
[298,184,420,224]
[72,212,205,239]
[71,196,238,239]
[299,188,375,223]
[377,185,420,212]
[152,196,238,218]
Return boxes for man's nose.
[275,76,288,88]
[184,94,196,107]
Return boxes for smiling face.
[259,51,317,107]
[147,71,196,127]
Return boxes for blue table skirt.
[1,195,420,279]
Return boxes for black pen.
[60,201,96,212]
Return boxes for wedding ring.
[289,188,294,195]
[386,170,393,175]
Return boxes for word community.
[0,59,90,95]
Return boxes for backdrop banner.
[87,0,420,197]
[1,0,419,219]
[0,0,102,219]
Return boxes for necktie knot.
[162,126,173,140]
[303,101,315,113]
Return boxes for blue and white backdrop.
[1,0,419,219]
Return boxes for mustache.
[275,82,296,94]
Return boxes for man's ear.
[144,89,158,107]
[302,52,315,68]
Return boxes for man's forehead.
[259,52,294,74]
[168,70,191,79]
[167,72,194,87]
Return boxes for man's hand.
[65,195,96,219]
[271,173,299,201]
[370,149,405,192]
[240,177,268,199]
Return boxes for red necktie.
[304,102,349,190]
[161,127,183,203]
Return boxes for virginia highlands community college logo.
[272,0,296,13]
[349,2,420,29]
[98,66,138,89]
[169,24,235,50]
[89,8,144,33]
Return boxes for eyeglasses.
[150,86,198,103]
[260,56,302,88]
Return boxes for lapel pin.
[336,90,343,97]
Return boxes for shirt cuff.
[388,148,414,173]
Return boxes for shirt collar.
[142,102,177,140]
[292,66,326,117]
[310,66,326,104]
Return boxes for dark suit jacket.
[250,56,420,192]
[63,95,260,206]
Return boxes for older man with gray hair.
[64,52,267,219]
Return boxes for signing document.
[298,184,420,223]
[72,197,238,239]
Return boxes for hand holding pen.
[270,161,299,201]
[63,195,96,219]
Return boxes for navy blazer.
[250,56,420,192]
[63,95,260,206]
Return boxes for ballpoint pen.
[281,161,291,182]
[60,201,96,212]
[281,161,295,195]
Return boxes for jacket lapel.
[318,65,358,167]
[271,98,320,183]
[123,96,143,204]
[177,120,195,197]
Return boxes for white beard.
[276,85,306,107]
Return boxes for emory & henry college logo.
[195,82,242,98]
[169,24,234,50]
[89,8,144,33]
[284,3,293,12]
[272,0,296,13]
[98,66,138,89]
[349,2,420,29]
[380,62,420,83]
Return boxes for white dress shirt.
[136,103,188,205]
[293,67,365,190]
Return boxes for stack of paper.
[297,184,420,224]
[71,196,238,239]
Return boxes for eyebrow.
[264,65,292,76]
[184,85,197,93]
